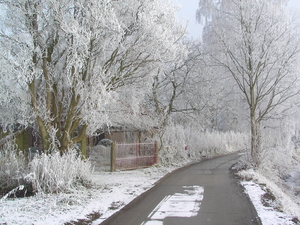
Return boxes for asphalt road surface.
[100,153,261,225]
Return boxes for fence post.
[154,141,158,164]
[110,142,116,172]
[135,142,139,168]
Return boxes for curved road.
[100,153,261,225]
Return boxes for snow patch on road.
[142,185,204,224]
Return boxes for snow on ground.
[1,160,300,225]
[239,169,300,225]
[242,181,296,225]
[0,165,177,225]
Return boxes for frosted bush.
[159,123,249,166]
[159,124,189,165]
[0,139,28,197]
[196,131,249,156]
[29,149,93,194]
[241,120,300,183]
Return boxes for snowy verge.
[0,165,178,225]
[238,169,300,225]
[2,155,299,225]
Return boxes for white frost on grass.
[0,166,176,225]
[1,160,299,225]
[242,181,295,225]
[239,169,300,225]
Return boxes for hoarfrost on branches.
[198,0,300,167]
[0,0,186,154]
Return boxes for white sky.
[173,0,300,39]
[172,0,201,38]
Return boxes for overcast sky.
[173,0,300,39]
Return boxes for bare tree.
[198,0,300,167]
[149,39,221,150]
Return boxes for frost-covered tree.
[0,0,186,154]
[150,39,242,133]
[197,0,300,167]
[150,40,198,129]
[148,39,216,151]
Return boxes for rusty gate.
[111,141,158,171]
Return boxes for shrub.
[158,123,249,166]
[28,149,93,193]
[0,139,29,197]
[0,138,93,197]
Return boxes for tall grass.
[0,139,28,196]
[28,149,93,193]
[0,140,93,197]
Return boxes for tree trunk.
[80,136,87,159]
[59,124,88,155]
[60,135,70,154]
[250,112,261,168]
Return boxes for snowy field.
[0,162,299,225]
[0,165,176,225]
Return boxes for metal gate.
[111,141,158,171]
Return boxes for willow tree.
[197,0,300,167]
[0,0,186,155]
